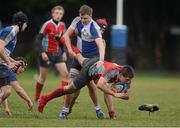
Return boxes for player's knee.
[0,86,11,102]
[65,82,77,94]
[38,75,46,83]
[5,87,11,97]
[61,71,69,79]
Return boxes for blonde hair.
[51,5,64,14]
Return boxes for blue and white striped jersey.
[0,26,17,64]
[70,17,102,58]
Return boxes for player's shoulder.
[42,19,52,27]
[59,21,66,27]
[0,26,15,37]
[90,20,100,30]
[1,26,13,33]
[72,16,81,25]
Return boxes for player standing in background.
[0,11,33,115]
[58,5,106,119]
[34,5,69,102]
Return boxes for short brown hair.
[79,5,93,16]
[121,65,135,79]
[51,5,64,14]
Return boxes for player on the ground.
[58,5,106,119]
[38,50,134,113]
[34,5,69,102]
[0,11,33,115]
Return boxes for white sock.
[94,105,101,111]
[62,107,69,113]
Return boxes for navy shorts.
[0,64,16,86]
[73,57,99,90]
[39,49,65,68]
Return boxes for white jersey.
[70,17,102,58]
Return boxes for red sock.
[60,80,68,88]
[35,82,43,101]
[45,87,65,102]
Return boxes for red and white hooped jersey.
[40,19,65,53]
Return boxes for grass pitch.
[0,70,180,127]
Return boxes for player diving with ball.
[38,46,134,113]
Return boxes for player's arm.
[0,39,17,70]
[91,22,105,61]
[95,37,105,61]
[63,17,79,57]
[116,89,130,100]
[12,83,33,110]
[96,77,117,97]
[63,27,76,57]
[0,39,11,65]
[35,34,45,54]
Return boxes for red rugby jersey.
[89,61,123,83]
[40,19,65,52]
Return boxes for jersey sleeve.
[69,17,80,30]
[0,27,15,45]
[39,21,49,36]
[90,22,102,39]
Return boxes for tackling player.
[58,5,106,119]
[34,5,69,102]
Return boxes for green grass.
[0,70,180,127]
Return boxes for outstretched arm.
[96,77,130,100]
[63,27,76,58]
[96,77,116,97]
[96,38,105,61]
[11,81,33,110]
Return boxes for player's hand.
[7,61,18,71]
[41,52,49,61]
[95,61,104,68]
[27,101,33,111]
[68,49,76,58]
[16,66,25,74]
[62,52,67,61]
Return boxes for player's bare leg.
[38,81,77,113]
[55,62,69,118]
[11,81,33,110]
[0,85,11,103]
[88,81,105,119]
[104,93,116,119]
[34,67,48,102]
[59,68,79,119]
[2,99,12,116]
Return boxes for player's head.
[12,11,28,32]
[79,5,93,25]
[96,18,108,33]
[51,5,64,22]
[118,65,134,83]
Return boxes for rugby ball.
[111,83,129,93]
